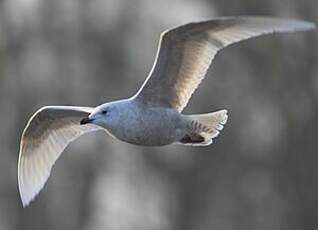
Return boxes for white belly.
[108,106,186,146]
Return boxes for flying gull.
[18,16,315,207]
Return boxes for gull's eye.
[101,110,107,115]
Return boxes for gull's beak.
[80,117,93,125]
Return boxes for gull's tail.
[179,110,228,146]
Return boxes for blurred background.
[0,0,317,229]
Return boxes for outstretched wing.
[18,106,102,207]
[136,17,315,112]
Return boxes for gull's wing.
[18,106,102,207]
[136,17,315,112]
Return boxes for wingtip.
[21,198,30,208]
[242,16,316,32]
[306,21,316,30]
[19,184,32,208]
[19,188,37,208]
[287,18,316,31]
[296,20,316,31]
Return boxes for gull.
[18,16,315,207]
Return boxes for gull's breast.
[111,106,185,146]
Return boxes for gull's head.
[80,103,116,128]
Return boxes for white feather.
[18,106,102,207]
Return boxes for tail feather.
[179,109,228,146]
